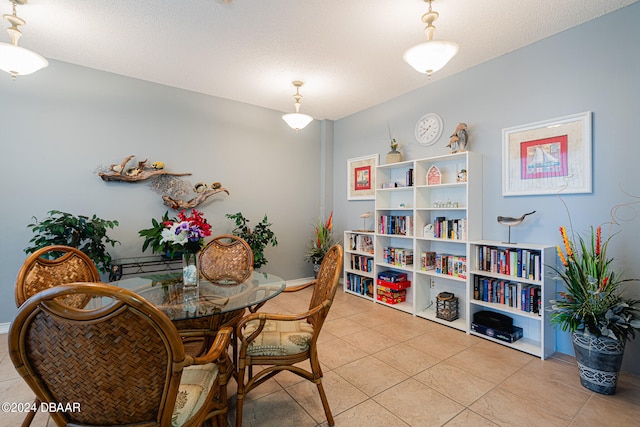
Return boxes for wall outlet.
[430,279,436,288]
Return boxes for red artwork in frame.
[520,135,568,180]
[354,166,371,190]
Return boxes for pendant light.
[0,0,48,80]
[403,0,458,78]
[282,81,313,132]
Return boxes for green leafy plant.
[139,211,176,255]
[226,212,278,270]
[549,224,640,343]
[25,210,120,273]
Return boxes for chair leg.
[316,380,334,426]
[235,365,246,427]
[22,399,39,427]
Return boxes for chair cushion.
[171,363,219,427]
[244,319,314,356]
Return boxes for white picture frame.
[347,154,379,200]
[502,111,592,196]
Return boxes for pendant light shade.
[0,42,48,77]
[403,39,459,75]
[0,0,48,80]
[282,81,313,132]
[403,0,457,78]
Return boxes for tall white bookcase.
[344,152,483,328]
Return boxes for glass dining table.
[105,271,286,360]
[108,271,286,320]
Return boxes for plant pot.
[313,262,321,279]
[572,331,625,395]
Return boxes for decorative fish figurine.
[497,211,536,226]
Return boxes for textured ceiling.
[6,0,637,120]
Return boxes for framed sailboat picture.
[502,112,592,196]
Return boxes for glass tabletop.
[110,271,286,321]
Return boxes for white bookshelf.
[373,152,483,327]
[468,240,556,359]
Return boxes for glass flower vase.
[182,250,200,288]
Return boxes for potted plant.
[25,210,120,274]
[549,224,640,394]
[226,212,278,270]
[305,211,337,277]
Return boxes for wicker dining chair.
[9,282,233,427]
[15,245,100,309]
[177,235,254,358]
[14,246,102,427]
[235,244,343,427]
[199,234,254,284]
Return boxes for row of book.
[346,273,374,297]
[348,233,374,253]
[381,246,413,267]
[475,245,542,281]
[378,215,414,236]
[428,217,467,240]
[420,252,467,279]
[349,254,374,272]
[473,276,542,315]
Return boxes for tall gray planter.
[572,331,625,395]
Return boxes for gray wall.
[333,3,640,373]
[1,61,329,323]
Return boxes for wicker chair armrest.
[184,326,232,366]
[236,301,329,343]
[282,279,317,293]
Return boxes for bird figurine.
[447,123,468,153]
[497,211,536,243]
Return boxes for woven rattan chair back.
[235,244,343,427]
[15,245,100,309]
[9,282,231,427]
[199,234,254,283]
[307,244,343,327]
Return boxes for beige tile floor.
[2,287,639,426]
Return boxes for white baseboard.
[0,323,8,334]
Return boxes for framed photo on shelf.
[502,111,592,196]
[347,154,379,200]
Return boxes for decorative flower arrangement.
[305,211,336,265]
[549,224,640,343]
[160,209,212,255]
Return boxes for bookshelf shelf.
[415,307,467,330]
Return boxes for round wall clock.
[415,113,444,146]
